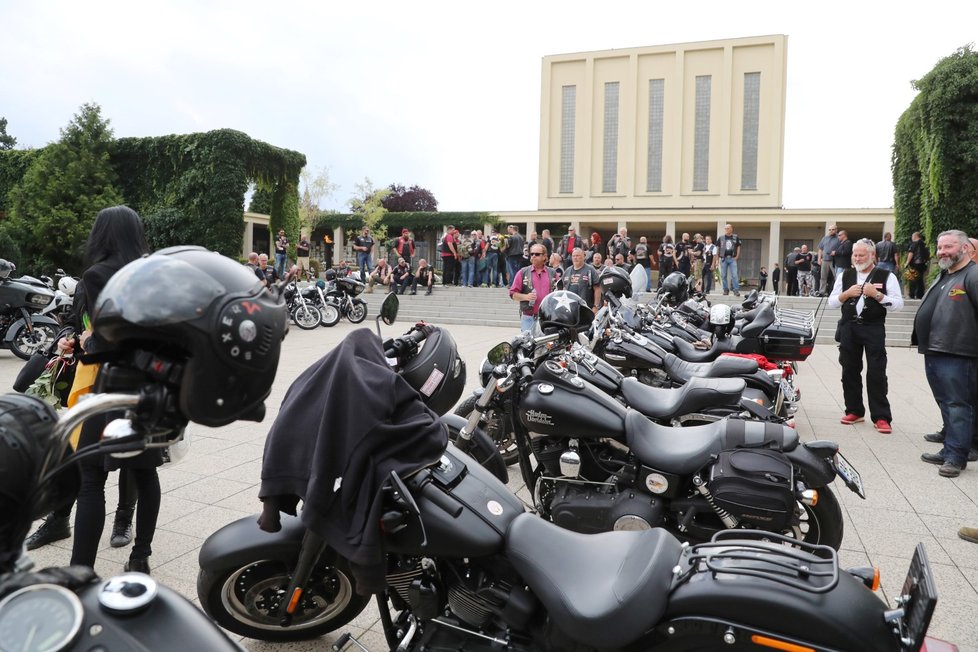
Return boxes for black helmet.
[399,328,466,416]
[94,246,288,427]
[0,394,77,571]
[659,272,689,305]
[538,290,595,335]
[324,268,337,281]
[599,266,632,299]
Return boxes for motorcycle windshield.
[96,257,228,325]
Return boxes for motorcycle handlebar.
[384,323,434,359]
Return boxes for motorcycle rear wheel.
[788,487,843,549]
[197,557,369,642]
[9,322,58,360]
[347,302,367,324]
[292,305,323,330]
[453,396,519,466]
[319,303,341,327]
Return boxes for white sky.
[1,0,975,213]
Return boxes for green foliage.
[314,211,498,234]
[0,117,16,150]
[113,128,305,257]
[248,186,273,214]
[299,167,338,233]
[893,45,978,247]
[7,104,124,273]
[270,180,300,258]
[0,148,40,214]
[349,178,390,234]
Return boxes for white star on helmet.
[552,293,575,313]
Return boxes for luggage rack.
[673,530,839,593]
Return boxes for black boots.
[25,514,71,550]
[124,556,151,574]
[111,507,134,548]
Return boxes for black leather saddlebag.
[707,449,794,531]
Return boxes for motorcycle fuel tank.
[518,361,626,439]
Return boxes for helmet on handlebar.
[57,276,78,295]
[0,259,13,280]
[538,290,595,336]
[598,266,632,299]
[659,272,689,305]
[94,246,288,427]
[0,394,78,570]
[399,328,466,416]
[324,268,337,282]
[709,303,734,338]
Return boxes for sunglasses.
[530,252,546,257]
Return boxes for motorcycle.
[303,279,342,327]
[282,280,324,330]
[195,297,953,652]
[38,272,79,326]
[324,272,368,324]
[0,259,61,359]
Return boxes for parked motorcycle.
[38,271,79,326]
[303,279,341,327]
[0,259,61,359]
[324,270,368,324]
[195,294,952,651]
[282,280,324,330]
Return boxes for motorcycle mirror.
[376,293,399,338]
[486,341,514,366]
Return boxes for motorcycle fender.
[784,443,836,488]
[198,513,306,572]
[440,412,508,484]
[3,315,60,343]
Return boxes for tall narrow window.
[647,79,664,192]
[602,81,620,193]
[741,72,761,190]
[559,85,576,193]
[693,75,711,192]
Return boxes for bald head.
[969,238,978,263]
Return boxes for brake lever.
[388,470,427,548]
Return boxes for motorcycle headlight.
[28,292,53,306]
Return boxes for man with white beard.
[828,238,904,434]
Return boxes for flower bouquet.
[25,355,75,408]
[903,267,919,283]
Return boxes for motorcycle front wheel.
[347,301,367,324]
[319,303,341,327]
[8,322,58,360]
[292,304,323,330]
[197,557,369,642]
[453,396,519,466]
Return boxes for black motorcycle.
[282,280,324,330]
[325,273,368,324]
[194,304,952,652]
[303,279,342,327]
[0,259,61,359]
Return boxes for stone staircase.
[358,286,920,348]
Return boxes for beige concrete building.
[494,35,894,284]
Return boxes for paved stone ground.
[3,316,977,651]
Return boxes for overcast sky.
[2,0,975,213]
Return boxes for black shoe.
[970,448,978,463]
[921,452,945,465]
[110,508,134,548]
[25,515,71,550]
[939,461,966,478]
[923,431,945,443]
[425,289,432,295]
[124,557,151,574]
[409,290,417,295]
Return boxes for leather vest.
[841,267,890,323]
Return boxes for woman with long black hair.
[67,205,161,574]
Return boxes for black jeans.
[909,263,927,299]
[837,320,891,422]
[441,257,457,285]
[71,465,161,566]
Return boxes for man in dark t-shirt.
[563,248,602,309]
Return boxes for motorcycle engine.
[548,481,664,535]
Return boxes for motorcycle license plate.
[833,452,865,498]
[900,544,939,652]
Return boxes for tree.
[7,103,123,273]
[892,45,978,246]
[298,166,338,234]
[0,117,16,150]
[382,183,438,212]
[248,185,273,214]
[348,178,391,235]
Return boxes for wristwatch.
[874,291,884,301]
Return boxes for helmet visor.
[95,256,228,325]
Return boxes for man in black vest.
[828,238,904,433]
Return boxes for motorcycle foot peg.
[332,632,370,652]
[559,450,581,478]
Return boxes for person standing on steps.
[718,223,742,296]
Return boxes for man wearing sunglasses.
[510,243,556,332]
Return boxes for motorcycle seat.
[619,376,745,420]
[663,352,758,382]
[506,512,683,649]
[624,410,799,475]
[671,336,737,363]
[740,303,775,338]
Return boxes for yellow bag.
[67,360,100,449]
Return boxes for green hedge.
[314,211,500,235]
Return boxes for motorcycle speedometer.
[27,292,54,306]
[0,584,84,652]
